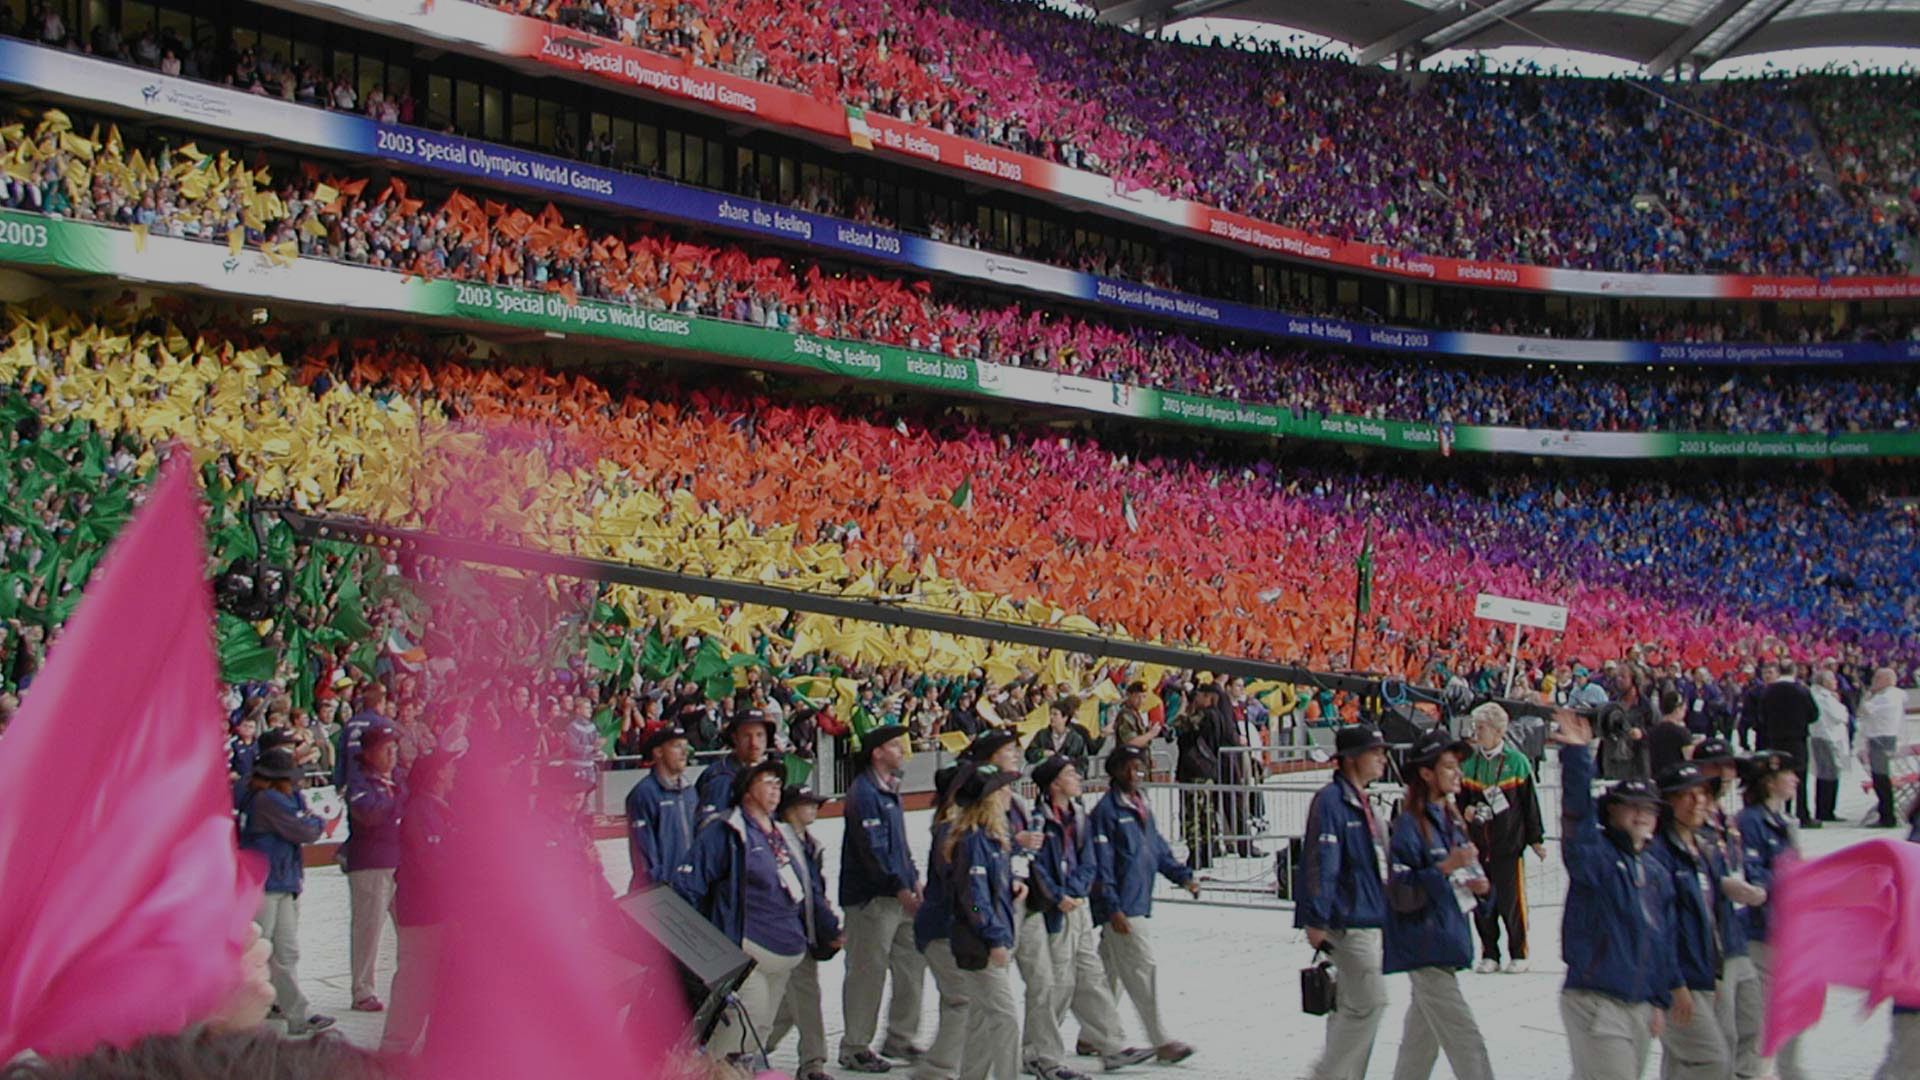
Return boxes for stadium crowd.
[2,110,1917,435]
[477,0,1914,275]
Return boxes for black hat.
[721,708,776,741]
[729,754,787,807]
[252,747,300,781]
[1126,681,1147,695]
[1657,762,1714,796]
[777,784,828,816]
[258,729,299,752]
[1106,743,1150,777]
[639,724,690,760]
[1334,724,1389,758]
[1031,754,1073,795]
[1405,727,1471,768]
[963,728,1019,763]
[1599,776,1664,811]
[1691,737,1737,766]
[953,763,1021,808]
[933,761,974,805]
[1741,748,1798,777]
[858,723,910,754]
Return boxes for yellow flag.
[299,215,327,238]
[174,141,203,163]
[130,224,149,252]
[937,731,971,756]
[262,239,297,267]
[227,228,243,256]
[58,131,93,160]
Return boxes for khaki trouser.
[1561,989,1654,1080]
[1099,915,1173,1047]
[1715,959,1763,1080]
[1391,967,1493,1080]
[254,891,312,1028]
[1748,942,1806,1080]
[380,924,442,1054]
[1309,928,1387,1080]
[769,953,829,1073]
[1875,1011,1920,1080]
[712,939,803,1060]
[840,897,926,1057]
[917,939,971,1080]
[960,959,1021,1080]
[347,867,397,1002]
[1660,988,1732,1080]
[1014,911,1057,1067]
[1050,904,1125,1057]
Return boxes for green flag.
[949,475,972,513]
[639,626,677,680]
[1354,526,1375,617]
[216,611,278,684]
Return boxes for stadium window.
[664,131,682,183]
[258,31,291,70]
[121,1,152,34]
[330,48,353,81]
[480,84,503,140]
[427,75,452,130]
[706,140,725,190]
[511,93,536,146]
[611,117,636,169]
[357,57,385,106]
[454,79,480,137]
[684,134,706,186]
[231,25,258,55]
[292,37,322,76]
[536,100,559,150]
[800,162,821,201]
[777,156,795,204]
[636,123,659,171]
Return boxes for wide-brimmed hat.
[252,747,300,781]
[729,754,788,807]
[1334,724,1388,758]
[639,724,690,760]
[1691,737,1737,766]
[1656,762,1713,796]
[953,763,1021,808]
[1032,754,1074,795]
[1404,727,1471,768]
[777,784,828,816]
[1599,776,1664,811]
[721,708,776,741]
[858,723,910,755]
[1106,743,1150,777]
[962,728,1019,763]
[356,726,399,760]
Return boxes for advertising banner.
[1,207,1911,460]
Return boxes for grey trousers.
[1659,988,1731,1080]
[1716,958,1763,1080]
[1875,1011,1920,1080]
[716,940,803,1060]
[1050,905,1126,1056]
[347,867,396,1002]
[916,939,971,1080]
[1099,916,1174,1047]
[770,953,829,1072]
[1015,911,1059,1066]
[254,891,312,1028]
[1561,989,1653,1080]
[960,961,1022,1080]
[379,924,441,1054]
[1390,967,1493,1080]
[840,897,927,1057]
[1749,942,1806,1080]
[1309,928,1388,1080]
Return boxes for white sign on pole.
[1473,592,1569,632]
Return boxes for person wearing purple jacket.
[380,751,459,1056]
[344,726,403,1014]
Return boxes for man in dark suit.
[1757,660,1820,828]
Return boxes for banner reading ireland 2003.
[1,210,1915,461]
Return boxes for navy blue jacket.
[1384,801,1486,974]
[626,771,699,890]
[237,785,322,895]
[673,808,799,947]
[394,791,454,927]
[343,772,402,872]
[1294,773,1388,930]
[332,709,391,791]
[1736,804,1794,944]
[1559,744,1678,1007]
[695,755,745,823]
[840,770,919,908]
[1089,786,1192,922]
[1650,827,1729,993]
[954,829,1017,950]
[1034,796,1099,934]
[914,820,955,951]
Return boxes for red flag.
[0,456,265,1061]
[1763,837,1920,1053]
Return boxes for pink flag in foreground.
[1763,837,1920,1054]
[0,455,264,1061]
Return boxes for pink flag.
[0,456,264,1061]
[1763,837,1920,1053]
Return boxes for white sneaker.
[1475,958,1500,974]
[1503,959,1529,974]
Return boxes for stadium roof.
[1089,0,1920,74]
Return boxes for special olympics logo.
[141,83,161,103]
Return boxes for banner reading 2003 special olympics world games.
[2,209,1916,460]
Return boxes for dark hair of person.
[1402,752,1467,847]
[1657,688,1685,717]
[0,1029,389,1080]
